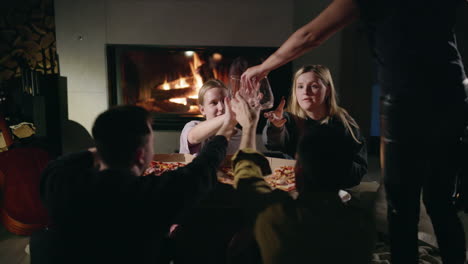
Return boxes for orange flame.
[189,53,203,96]
[152,51,228,114]
[169,98,187,105]
[162,79,170,90]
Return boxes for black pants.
[381,95,467,264]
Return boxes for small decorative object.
[10,122,36,139]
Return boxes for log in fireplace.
[107,45,291,130]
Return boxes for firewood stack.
[0,1,59,81]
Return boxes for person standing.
[241,0,468,263]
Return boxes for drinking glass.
[229,75,274,110]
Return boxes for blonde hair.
[198,79,227,106]
[287,65,361,144]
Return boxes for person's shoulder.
[328,115,342,124]
[282,111,300,127]
[328,115,352,130]
[181,120,202,139]
[256,193,295,223]
[283,111,294,120]
[183,120,201,129]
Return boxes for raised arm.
[231,92,261,149]
[241,0,359,83]
[262,112,298,157]
[230,94,291,217]
[187,114,225,145]
[148,98,237,225]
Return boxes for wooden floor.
[0,224,30,264]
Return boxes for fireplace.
[107,45,291,130]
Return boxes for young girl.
[179,79,241,155]
[263,65,367,188]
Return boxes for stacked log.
[0,0,59,81]
[151,88,193,100]
[137,99,190,113]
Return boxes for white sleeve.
[179,121,200,154]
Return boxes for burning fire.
[162,81,170,90]
[188,53,204,91]
[169,98,187,105]
[156,52,210,98]
[151,52,224,113]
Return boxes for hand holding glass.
[229,75,274,110]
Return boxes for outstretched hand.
[231,92,261,130]
[223,97,237,128]
[216,97,238,139]
[263,97,287,128]
[231,92,261,150]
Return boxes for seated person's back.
[36,105,235,264]
[230,94,374,264]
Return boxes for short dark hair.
[92,105,152,169]
[296,124,354,191]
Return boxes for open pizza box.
[150,154,297,191]
[152,154,195,163]
[152,154,296,172]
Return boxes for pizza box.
[152,154,194,163]
[268,157,296,171]
[150,153,297,192]
[151,154,296,173]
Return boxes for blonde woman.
[179,79,240,155]
[263,65,367,188]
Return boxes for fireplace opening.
[107,45,292,130]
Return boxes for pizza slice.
[265,166,296,192]
[143,161,186,176]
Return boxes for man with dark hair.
[230,93,374,264]
[32,104,237,264]
[91,105,153,169]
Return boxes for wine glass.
[229,75,274,110]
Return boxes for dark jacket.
[34,136,228,264]
[263,112,368,188]
[232,149,374,264]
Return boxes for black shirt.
[263,112,367,188]
[39,136,228,264]
[355,0,467,105]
